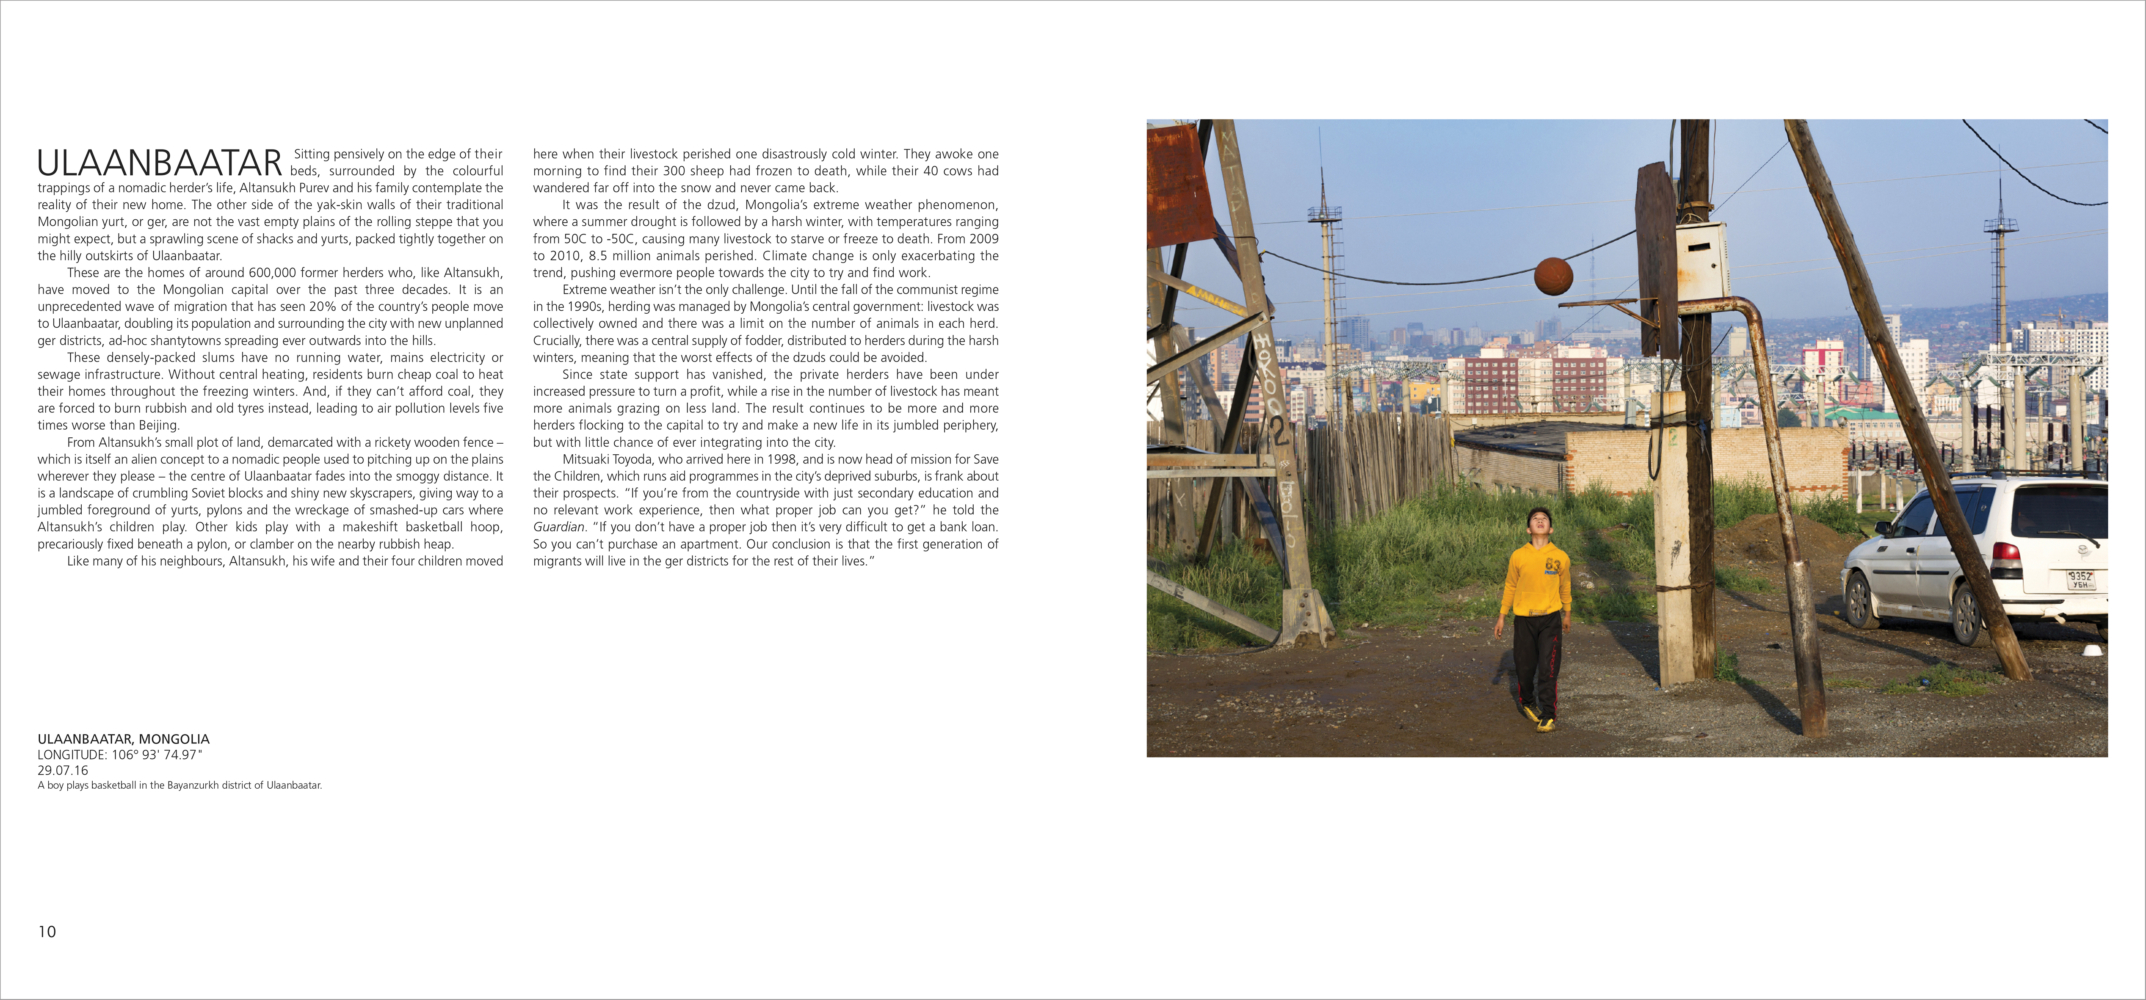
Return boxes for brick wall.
[1458,445,1565,494]
[1449,412,1633,430]
[1562,426,1847,498]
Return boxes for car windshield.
[2010,485,2107,539]
[1891,494,1935,537]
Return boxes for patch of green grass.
[1795,493,1864,537]
[1307,482,1659,628]
[1826,677,1871,689]
[1710,478,1779,529]
[1710,477,1865,537]
[1578,584,1651,622]
[1146,543,1287,651]
[1919,661,2003,697]
[1715,650,1746,685]
[1878,661,2004,697]
[1147,477,1901,649]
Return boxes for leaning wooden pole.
[1681,296,1826,736]
[1784,119,2030,682]
[1216,119,1330,647]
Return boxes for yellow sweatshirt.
[1500,542,1573,618]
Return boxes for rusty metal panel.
[1147,124,1214,249]
[1635,162,1679,358]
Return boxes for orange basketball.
[1534,257,1574,296]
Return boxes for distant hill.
[1765,293,2106,363]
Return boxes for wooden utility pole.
[1678,119,1717,680]
[1216,119,1331,647]
[1785,119,2030,682]
[1147,120,1318,642]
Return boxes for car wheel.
[1844,571,1882,630]
[1950,584,1988,647]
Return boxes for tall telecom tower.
[1984,179,2021,469]
[1308,170,1346,432]
[1985,178,2018,350]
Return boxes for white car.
[1840,474,2108,645]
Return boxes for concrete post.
[1653,390,1694,685]
[2068,365,2083,471]
[2011,368,2028,472]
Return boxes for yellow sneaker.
[1536,716,1556,733]
[1522,706,1543,726]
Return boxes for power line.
[1241,160,2102,229]
[1253,230,2102,338]
[1267,296,1545,324]
[2085,119,2108,134]
[1728,229,2107,278]
[1253,195,1632,227]
[1175,228,2103,315]
[1961,120,2108,206]
[1552,279,1637,345]
[1259,230,1634,287]
[1730,159,2104,198]
[1715,140,1789,213]
[1732,231,2105,281]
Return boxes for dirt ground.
[1148,517,2110,757]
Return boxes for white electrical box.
[1676,221,1729,301]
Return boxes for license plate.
[2068,570,2096,591]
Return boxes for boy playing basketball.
[1492,507,1572,733]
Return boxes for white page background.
[3,3,2140,997]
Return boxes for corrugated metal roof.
[1828,407,1894,421]
[1453,420,1645,458]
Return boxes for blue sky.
[1160,119,2109,339]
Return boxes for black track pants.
[1513,612,1563,719]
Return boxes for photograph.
[1147,118,2111,757]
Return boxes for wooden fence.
[1147,414,1457,552]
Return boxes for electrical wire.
[1715,140,1788,214]
[1266,296,1545,324]
[1302,221,2097,377]
[1244,160,2100,229]
[1259,230,1634,287]
[1554,279,1638,344]
[1182,227,2104,316]
[2084,119,2107,134]
[1255,195,1633,227]
[1730,160,2104,198]
[1961,120,2108,206]
[1733,231,2106,281]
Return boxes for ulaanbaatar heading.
[38,148,282,176]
